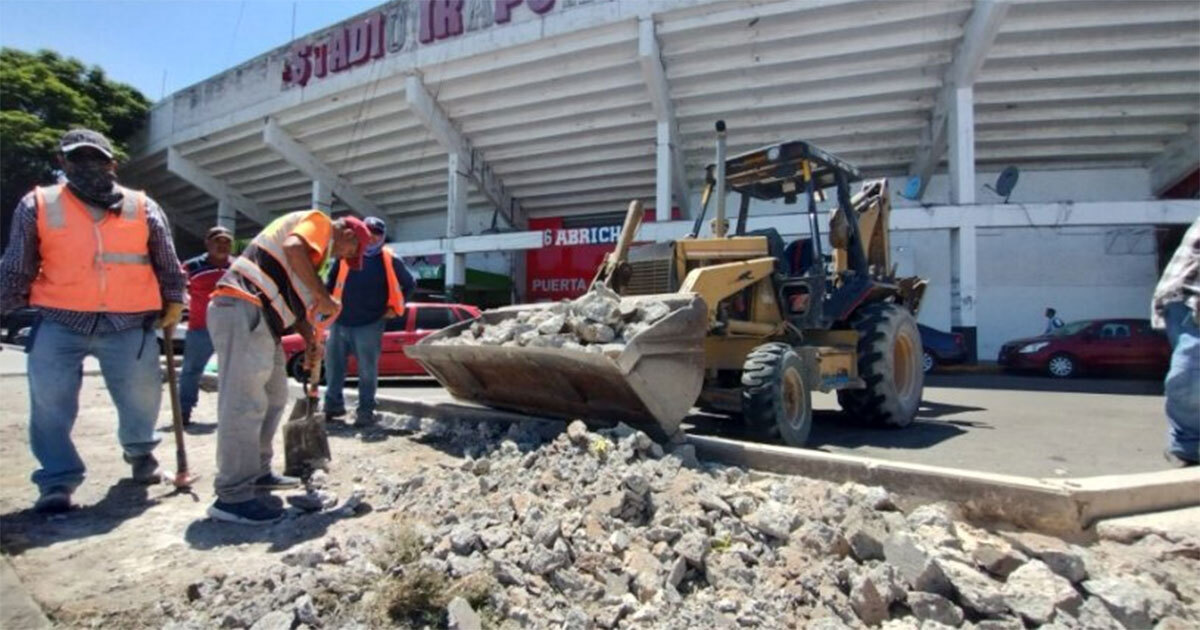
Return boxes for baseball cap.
[206,226,234,241]
[59,129,115,159]
[364,216,387,236]
[340,216,373,270]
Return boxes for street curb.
[934,362,1002,375]
[1,557,51,629]
[686,434,1200,536]
[197,374,1199,536]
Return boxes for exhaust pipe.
[713,120,727,238]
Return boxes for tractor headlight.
[1019,342,1049,354]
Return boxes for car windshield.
[1052,321,1092,337]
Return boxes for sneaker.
[353,411,380,428]
[254,472,302,490]
[34,487,73,514]
[324,406,347,421]
[1164,450,1199,468]
[126,453,163,485]
[207,498,284,524]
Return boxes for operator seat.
[783,238,815,276]
[744,228,787,274]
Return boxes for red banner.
[525,208,676,302]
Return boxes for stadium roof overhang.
[124,0,1200,240]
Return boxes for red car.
[997,318,1171,378]
[282,302,481,380]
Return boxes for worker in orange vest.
[0,129,187,513]
[323,216,415,426]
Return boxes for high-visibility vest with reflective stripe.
[29,184,162,313]
[331,246,405,318]
[217,210,329,332]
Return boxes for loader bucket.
[404,294,708,439]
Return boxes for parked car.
[282,302,482,381]
[1,307,39,344]
[997,318,1170,378]
[917,324,968,373]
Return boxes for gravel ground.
[1,375,1197,629]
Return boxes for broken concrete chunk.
[884,532,953,596]
[938,558,1009,617]
[1003,559,1082,625]
[907,591,964,627]
[447,596,482,630]
[637,301,671,324]
[1083,576,1179,630]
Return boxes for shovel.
[163,326,200,490]
[284,311,335,478]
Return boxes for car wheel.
[922,350,936,374]
[1046,353,1077,378]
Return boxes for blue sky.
[1,0,381,101]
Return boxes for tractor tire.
[741,342,813,447]
[837,302,924,428]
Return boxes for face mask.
[64,160,122,209]
[366,239,385,256]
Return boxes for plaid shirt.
[1152,216,1200,329]
[0,190,186,335]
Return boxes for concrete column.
[510,251,526,305]
[312,180,333,213]
[446,153,469,301]
[655,120,672,218]
[949,222,978,361]
[216,200,237,233]
[948,86,976,205]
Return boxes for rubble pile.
[158,413,1200,630]
[431,283,672,356]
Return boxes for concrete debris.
[447,596,482,630]
[432,284,675,353]
[907,591,964,627]
[1002,559,1082,625]
[145,410,1199,630]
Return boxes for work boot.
[1164,450,1199,468]
[324,410,347,424]
[207,498,283,525]
[34,486,73,514]
[126,453,163,485]
[353,411,380,428]
[254,472,302,490]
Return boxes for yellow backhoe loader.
[407,122,926,446]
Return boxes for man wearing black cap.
[324,216,416,426]
[0,129,186,513]
[178,226,235,425]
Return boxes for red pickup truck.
[282,301,481,380]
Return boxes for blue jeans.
[179,328,213,419]
[1164,302,1200,462]
[26,319,162,493]
[323,319,385,422]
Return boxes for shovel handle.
[164,326,189,475]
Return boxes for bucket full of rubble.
[405,284,707,439]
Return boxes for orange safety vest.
[29,184,162,313]
[331,245,405,317]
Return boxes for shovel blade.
[284,395,331,478]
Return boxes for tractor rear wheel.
[837,302,923,427]
[742,343,813,447]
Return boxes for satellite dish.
[985,166,1020,202]
[899,176,922,200]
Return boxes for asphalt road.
[378,372,1172,479]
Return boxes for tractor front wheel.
[742,343,813,447]
[837,302,924,428]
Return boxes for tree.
[0,48,150,248]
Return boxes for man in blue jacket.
[323,217,416,426]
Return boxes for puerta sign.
[283,0,605,88]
